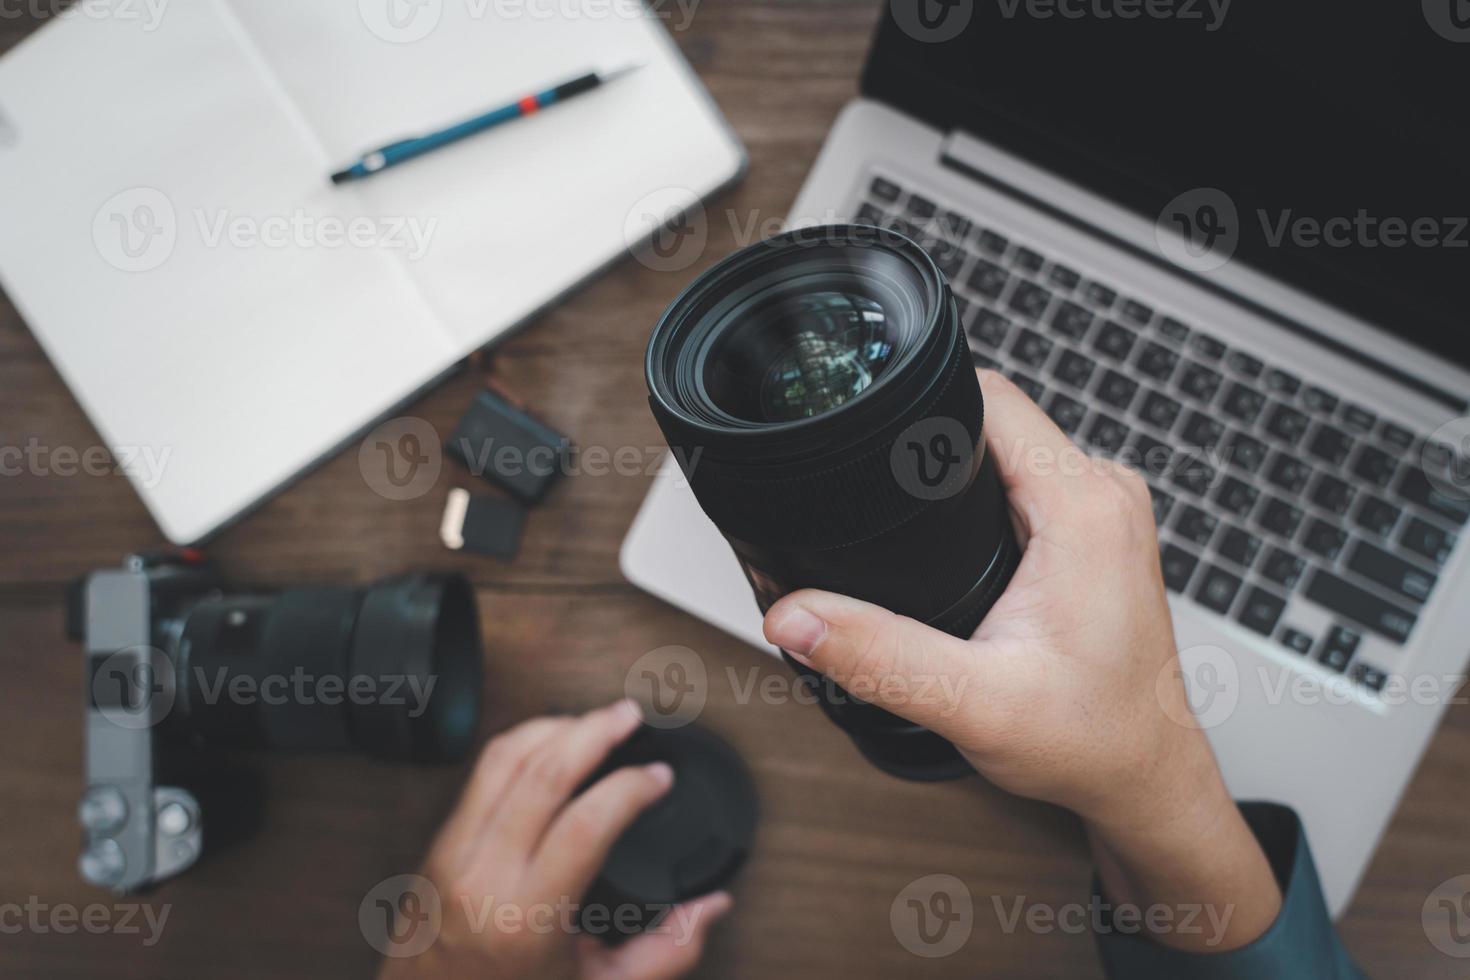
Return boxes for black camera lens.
[647,226,1020,782]
[166,573,482,763]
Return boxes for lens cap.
[582,724,757,944]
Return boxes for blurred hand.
[380,701,731,980]
[763,369,1280,950]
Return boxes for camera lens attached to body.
[646,225,1020,781]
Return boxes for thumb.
[763,589,981,736]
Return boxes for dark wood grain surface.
[2,2,1468,977]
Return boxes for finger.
[763,588,982,738]
[579,892,733,980]
[430,716,572,866]
[487,699,644,854]
[977,369,1093,530]
[529,762,675,899]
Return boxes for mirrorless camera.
[67,551,483,892]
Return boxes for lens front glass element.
[727,289,895,422]
[694,241,930,426]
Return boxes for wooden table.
[2,2,1467,977]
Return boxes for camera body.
[69,552,484,893]
[71,552,216,893]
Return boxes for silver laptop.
[624,6,1470,914]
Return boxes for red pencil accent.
[517,95,540,116]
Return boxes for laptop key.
[1120,299,1153,326]
[1086,414,1130,455]
[1224,350,1264,379]
[1352,663,1389,692]
[1351,445,1398,488]
[1049,264,1081,290]
[1266,454,1313,494]
[1264,369,1301,397]
[1261,548,1306,589]
[937,210,972,239]
[1171,456,1216,498]
[1304,571,1417,644]
[870,176,901,202]
[1051,300,1094,339]
[1045,392,1087,434]
[1157,317,1189,344]
[972,350,1001,370]
[1258,497,1305,538]
[1096,370,1139,411]
[1178,361,1223,404]
[1194,564,1242,614]
[1307,424,1355,466]
[1217,525,1262,567]
[856,202,885,225]
[1013,247,1044,273]
[1280,628,1314,655]
[1083,281,1116,309]
[968,309,1011,348]
[1011,328,1054,369]
[967,259,1010,299]
[1302,520,1347,560]
[1317,625,1360,673]
[1182,411,1226,451]
[1354,495,1401,537]
[1161,544,1200,593]
[1401,517,1456,566]
[905,193,937,219]
[1398,466,1470,526]
[1341,404,1376,433]
[976,229,1009,255]
[1264,403,1311,445]
[1347,540,1438,604]
[930,241,968,279]
[1302,386,1339,415]
[1215,476,1260,518]
[1009,281,1054,321]
[1223,430,1268,474]
[1174,505,1218,546]
[1093,320,1138,361]
[1140,390,1183,432]
[1136,341,1180,382]
[1221,383,1266,425]
[1189,333,1226,361]
[1008,372,1046,403]
[1129,433,1174,480]
[1309,474,1355,516]
[1237,587,1286,636]
[1379,421,1415,451]
[1052,349,1096,389]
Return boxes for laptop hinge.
[936,130,1467,415]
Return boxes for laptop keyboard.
[854,175,1468,696]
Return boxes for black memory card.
[440,489,525,559]
[445,389,571,503]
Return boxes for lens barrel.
[646,225,1019,781]
[168,573,482,763]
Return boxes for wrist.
[1082,734,1283,952]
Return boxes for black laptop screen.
[863,3,1470,372]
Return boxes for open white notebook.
[0,0,743,542]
